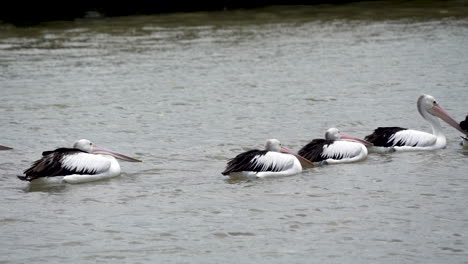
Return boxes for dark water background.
[1,1,468,263]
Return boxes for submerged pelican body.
[222,139,303,178]
[365,94,468,152]
[19,139,141,184]
[298,128,372,165]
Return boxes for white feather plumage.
[322,141,362,159]
[252,152,296,172]
[390,129,437,147]
[227,152,302,178]
[321,141,368,164]
[61,152,112,174]
[59,153,122,184]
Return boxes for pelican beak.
[280,146,315,168]
[430,105,468,135]
[0,145,13,150]
[92,146,142,162]
[340,133,374,146]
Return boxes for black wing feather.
[19,148,91,181]
[460,115,468,132]
[364,127,408,147]
[222,149,280,175]
[297,139,335,162]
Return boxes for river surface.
[1,1,468,263]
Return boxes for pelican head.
[324,128,341,140]
[265,138,298,155]
[325,128,373,146]
[73,139,141,162]
[417,94,468,135]
[265,139,281,152]
[73,139,95,153]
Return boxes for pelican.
[19,139,141,184]
[0,145,12,150]
[460,115,468,148]
[297,128,372,165]
[222,139,305,178]
[364,94,468,152]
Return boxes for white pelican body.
[365,94,468,152]
[20,139,141,184]
[28,154,122,184]
[298,128,371,165]
[61,153,122,184]
[222,139,302,178]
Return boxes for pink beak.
[92,146,142,162]
[340,133,374,146]
[280,146,315,168]
[431,105,468,136]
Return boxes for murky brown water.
[1,2,468,263]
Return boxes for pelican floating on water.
[297,128,372,165]
[222,139,304,178]
[0,145,12,150]
[364,94,467,152]
[19,139,141,184]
